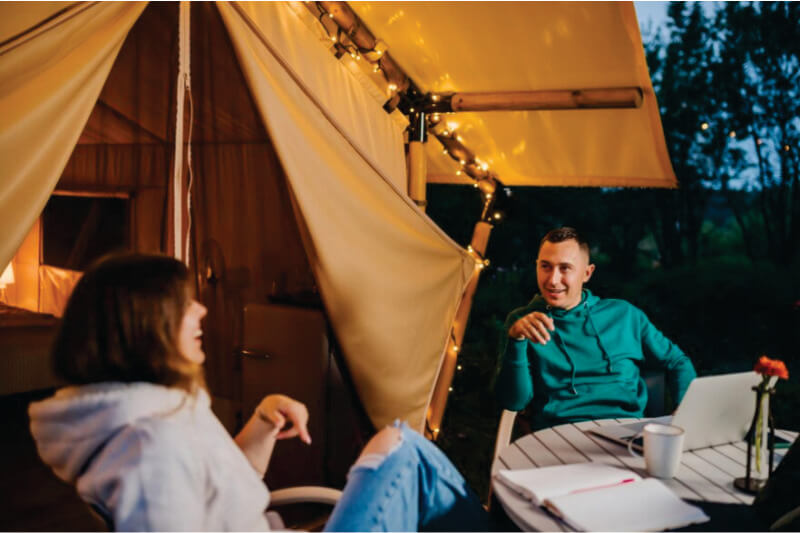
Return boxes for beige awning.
[351,1,676,188]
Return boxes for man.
[495,227,696,428]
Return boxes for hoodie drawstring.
[586,304,613,373]
[548,305,578,395]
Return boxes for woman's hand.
[256,394,312,444]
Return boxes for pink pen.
[568,477,637,495]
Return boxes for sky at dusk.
[634,1,670,34]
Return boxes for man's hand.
[508,311,555,344]
[256,394,312,444]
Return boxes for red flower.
[754,356,789,380]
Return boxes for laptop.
[589,371,761,451]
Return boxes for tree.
[711,2,800,265]
[645,2,718,267]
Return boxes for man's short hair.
[539,227,590,259]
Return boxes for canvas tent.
[0,1,675,457]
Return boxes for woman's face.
[177,299,208,364]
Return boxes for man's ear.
[583,263,596,283]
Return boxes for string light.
[432,94,440,102]
[453,345,460,353]
[328,12,334,18]
[448,387,453,392]
[459,159,466,165]
[493,212,502,220]
[480,162,489,171]
[784,145,791,152]
[701,122,709,130]
[330,35,337,42]
[457,364,463,371]
[757,138,763,145]
[387,83,398,92]
[431,113,441,122]
[729,131,736,138]
[373,64,381,73]
[456,170,462,176]
[442,149,448,155]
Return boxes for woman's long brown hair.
[52,253,204,392]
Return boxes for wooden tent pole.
[427,219,494,439]
[427,87,643,113]
[426,178,498,439]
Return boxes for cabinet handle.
[236,348,271,360]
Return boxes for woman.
[28,253,487,531]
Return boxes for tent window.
[41,194,130,271]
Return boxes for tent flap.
[218,1,475,431]
[0,1,146,270]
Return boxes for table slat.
[499,439,539,470]
[514,433,564,467]
[680,452,753,504]
[533,428,588,465]
[552,424,627,467]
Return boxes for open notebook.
[495,463,709,531]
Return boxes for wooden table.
[491,418,798,531]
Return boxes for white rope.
[172,1,191,262]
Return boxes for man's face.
[536,239,595,310]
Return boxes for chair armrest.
[269,486,342,507]
[492,410,518,467]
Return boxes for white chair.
[488,409,519,508]
[491,409,518,470]
[87,487,343,531]
[265,486,343,530]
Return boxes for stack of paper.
[495,463,709,531]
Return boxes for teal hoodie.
[495,289,696,428]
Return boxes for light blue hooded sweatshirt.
[29,382,270,531]
[495,290,696,429]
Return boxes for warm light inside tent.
[0,263,14,288]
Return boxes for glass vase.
[734,385,775,494]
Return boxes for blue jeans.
[325,422,489,532]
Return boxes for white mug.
[628,423,685,478]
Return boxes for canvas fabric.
[217,1,475,431]
[0,2,145,270]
